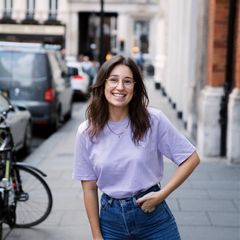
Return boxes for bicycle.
[0,111,53,239]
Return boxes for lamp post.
[99,0,105,65]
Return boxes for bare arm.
[81,180,103,240]
[136,151,200,210]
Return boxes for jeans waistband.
[134,184,161,200]
[102,184,161,202]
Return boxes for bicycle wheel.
[12,165,53,228]
[0,195,3,240]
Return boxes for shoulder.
[76,120,89,139]
[147,107,166,122]
[147,107,173,129]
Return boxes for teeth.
[113,93,125,97]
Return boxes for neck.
[109,107,129,122]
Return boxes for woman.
[73,55,200,240]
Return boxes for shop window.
[3,0,13,18]
[48,0,58,20]
[133,20,149,54]
[26,0,35,19]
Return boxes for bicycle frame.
[0,121,16,230]
[0,114,52,237]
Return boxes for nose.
[116,80,124,89]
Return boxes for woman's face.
[104,64,134,111]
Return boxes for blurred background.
[0,1,239,239]
[0,0,239,163]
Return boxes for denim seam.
[120,204,131,236]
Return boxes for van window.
[0,51,48,86]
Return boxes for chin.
[110,101,129,107]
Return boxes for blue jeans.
[100,185,181,240]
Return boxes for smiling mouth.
[112,93,126,98]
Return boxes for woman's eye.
[110,78,118,83]
[124,80,131,84]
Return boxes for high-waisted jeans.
[100,185,181,240]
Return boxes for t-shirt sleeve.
[155,110,196,165]
[73,123,97,181]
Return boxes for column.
[227,0,240,164]
[117,12,131,55]
[197,0,229,157]
[66,11,78,57]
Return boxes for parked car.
[0,92,32,154]
[0,41,73,132]
[66,61,90,100]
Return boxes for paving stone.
[166,198,180,211]
[174,211,211,226]
[233,200,240,210]
[169,188,210,199]
[179,199,237,211]
[208,212,240,227]
[190,180,239,190]
[207,189,240,200]
[179,226,240,240]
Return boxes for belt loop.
[133,197,138,207]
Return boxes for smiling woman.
[73,55,200,240]
[104,64,134,114]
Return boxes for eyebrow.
[109,75,133,80]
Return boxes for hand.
[136,190,165,213]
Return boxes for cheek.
[104,86,111,100]
[128,89,134,99]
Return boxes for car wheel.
[23,122,32,155]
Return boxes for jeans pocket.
[138,201,172,220]
[100,195,111,211]
[138,203,160,215]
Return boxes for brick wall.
[235,0,240,89]
[207,0,230,87]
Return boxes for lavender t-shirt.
[73,108,195,199]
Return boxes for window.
[3,0,13,18]
[48,0,58,20]
[0,51,48,87]
[26,0,35,19]
[133,20,149,54]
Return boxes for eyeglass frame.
[105,77,136,88]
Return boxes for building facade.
[0,0,160,61]
[66,0,159,62]
[0,0,68,46]
[158,0,240,163]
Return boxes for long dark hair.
[86,55,150,143]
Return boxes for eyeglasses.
[106,77,135,88]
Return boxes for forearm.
[160,151,200,200]
[83,187,103,239]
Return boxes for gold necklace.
[107,121,130,138]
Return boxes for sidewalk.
[3,79,240,240]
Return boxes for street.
[2,78,240,240]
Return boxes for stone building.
[0,0,67,46]
[0,0,160,62]
[157,0,240,163]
